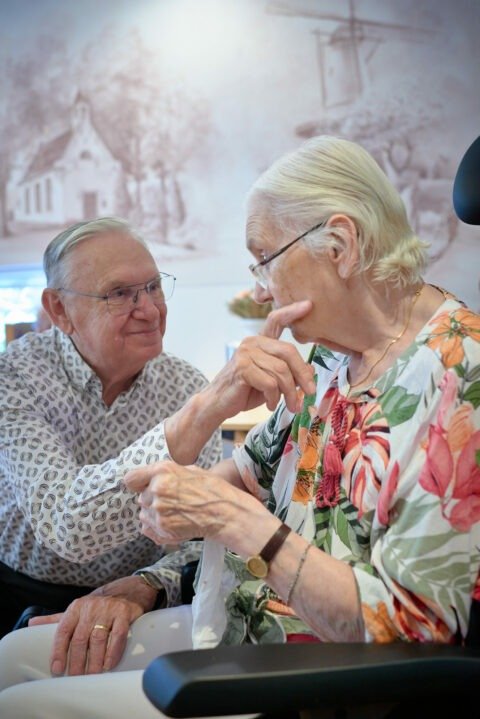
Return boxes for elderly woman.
[1,135,479,718]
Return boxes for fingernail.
[51,660,63,675]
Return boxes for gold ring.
[93,623,109,632]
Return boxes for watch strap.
[260,522,291,562]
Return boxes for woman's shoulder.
[422,298,480,367]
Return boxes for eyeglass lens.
[106,275,175,314]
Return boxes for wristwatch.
[246,523,292,578]
[137,572,167,610]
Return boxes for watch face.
[246,555,269,578]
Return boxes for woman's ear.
[325,214,359,279]
[41,289,74,335]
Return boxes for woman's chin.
[289,325,311,344]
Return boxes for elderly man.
[0,217,223,638]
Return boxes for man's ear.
[41,289,74,335]
[325,214,359,279]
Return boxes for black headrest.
[453,135,480,225]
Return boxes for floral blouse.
[226,298,480,645]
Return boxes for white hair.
[247,135,429,287]
[43,217,148,288]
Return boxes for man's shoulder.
[147,352,209,385]
[1,328,58,375]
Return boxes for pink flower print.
[437,371,458,430]
[377,461,400,527]
[419,425,453,499]
[450,430,480,531]
[421,425,480,532]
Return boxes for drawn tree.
[77,27,211,244]
[0,36,70,237]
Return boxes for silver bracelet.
[286,543,311,605]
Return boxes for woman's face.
[246,210,342,347]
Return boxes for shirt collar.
[54,326,97,391]
[54,325,154,400]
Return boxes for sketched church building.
[14,92,124,227]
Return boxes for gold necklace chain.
[349,285,424,391]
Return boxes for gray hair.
[247,135,429,288]
[43,217,148,288]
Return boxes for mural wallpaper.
[0,0,479,344]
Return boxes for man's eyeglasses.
[249,221,325,289]
[58,273,176,316]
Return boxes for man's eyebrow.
[101,274,159,292]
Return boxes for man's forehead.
[68,234,158,287]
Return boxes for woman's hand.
[126,461,243,545]
[28,576,158,675]
[207,300,316,416]
[163,300,316,466]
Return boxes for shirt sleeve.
[231,400,295,502]
[0,364,220,564]
[134,540,203,607]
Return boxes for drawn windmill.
[266,2,457,266]
[267,0,434,109]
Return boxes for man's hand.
[28,575,158,675]
[164,300,316,465]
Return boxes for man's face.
[59,232,167,389]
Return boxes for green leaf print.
[465,365,480,382]
[407,559,471,587]
[312,345,337,370]
[333,505,351,549]
[454,363,466,378]
[221,615,247,645]
[314,506,331,547]
[375,341,421,393]
[249,610,285,644]
[291,386,318,442]
[464,381,480,409]
[380,386,420,426]
[375,366,398,394]
[390,498,441,535]
[221,592,249,645]
[390,529,460,558]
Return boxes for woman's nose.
[253,282,273,304]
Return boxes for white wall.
[163,282,310,380]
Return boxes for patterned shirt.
[0,326,222,596]
[225,298,480,645]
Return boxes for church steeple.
[71,91,90,131]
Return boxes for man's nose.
[132,287,158,313]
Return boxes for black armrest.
[142,642,480,718]
[453,134,480,224]
[12,605,60,631]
